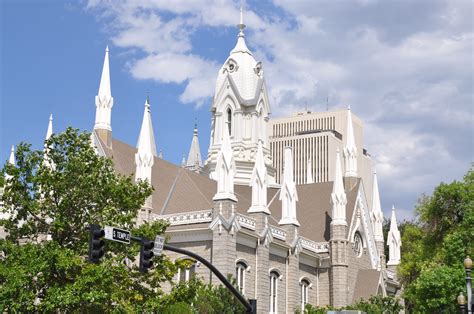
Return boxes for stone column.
[211,200,237,284]
[330,223,348,307]
[249,212,270,314]
[281,224,300,313]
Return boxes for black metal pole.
[164,244,255,314]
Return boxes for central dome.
[214,22,263,102]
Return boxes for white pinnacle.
[306,158,314,184]
[371,169,384,242]
[94,46,113,131]
[8,145,15,166]
[43,114,56,170]
[331,149,347,225]
[248,140,269,214]
[45,114,53,141]
[185,123,203,172]
[279,147,299,226]
[213,123,237,201]
[135,97,157,184]
[344,106,358,177]
[387,205,402,265]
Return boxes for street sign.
[104,226,131,244]
[153,235,165,256]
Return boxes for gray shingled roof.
[352,269,382,302]
[99,134,360,244]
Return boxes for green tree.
[0,128,178,312]
[399,167,473,313]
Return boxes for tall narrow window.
[236,261,247,295]
[300,279,310,310]
[270,271,279,313]
[227,108,232,136]
[178,260,195,283]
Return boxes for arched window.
[235,261,247,295]
[177,259,196,283]
[353,232,363,257]
[226,108,232,136]
[269,271,279,313]
[300,279,310,310]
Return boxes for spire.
[94,46,114,144]
[213,124,237,202]
[306,158,314,184]
[231,6,251,55]
[387,205,402,265]
[98,46,111,101]
[331,149,347,225]
[371,169,384,242]
[248,140,269,214]
[8,145,15,166]
[185,123,203,173]
[238,6,246,37]
[343,106,358,177]
[279,147,299,226]
[135,97,157,183]
[43,114,55,170]
[45,114,53,141]
[5,145,15,181]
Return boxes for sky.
[1,0,472,221]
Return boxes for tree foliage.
[297,295,403,313]
[398,167,473,313]
[0,128,179,312]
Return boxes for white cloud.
[86,0,473,218]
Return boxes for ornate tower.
[387,205,402,270]
[135,97,157,224]
[330,149,348,307]
[94,46,113,147]
[204,8,275,185]
[248,140,269,214]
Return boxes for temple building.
[4,9,403,313]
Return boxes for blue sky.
[1,0,472,220]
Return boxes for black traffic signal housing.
[89,224,105,264]
[139,238,154,273]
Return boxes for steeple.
[135,97,157,224]
[371,169,384,242]
[306,158,314,184]
[387,205,402,266]
[279,147,299,226]
[135,97,157,183]
[4,145,15,181]
[185,123,203,173]
[43,114,55,170]
[94,46,114,147]
[205,6,275,186]
[344,106,358,177]
[331,149,347,225]
[45,114,53,141]
[213,125,237,202]
[248,140,269,214]
[231,6,250,55]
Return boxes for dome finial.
[238,6,246,37]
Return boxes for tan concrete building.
[267,109,374,204]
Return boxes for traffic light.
[89,224,105,264]
[139,238,154,273]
